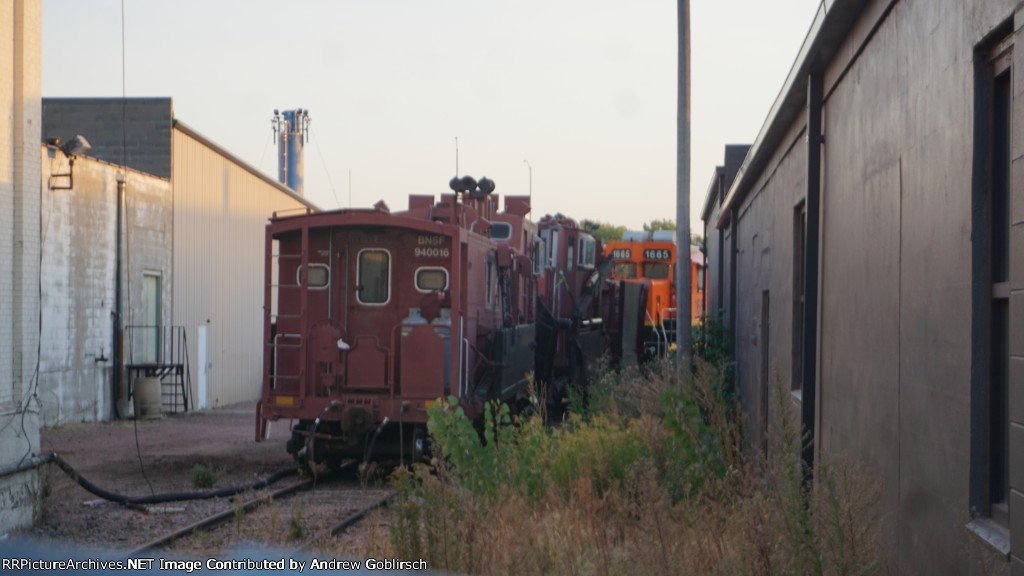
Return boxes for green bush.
[189,464,217,489]
[388,319,882,576]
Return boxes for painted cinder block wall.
[38,148,172,425]
[0,0,42,535]
[41,99,315,413]
[703,0,1024,573]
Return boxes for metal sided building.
[702,1,1024,573]
[42,98,316,415]
[171,122,315,409]
[0,0,42,535]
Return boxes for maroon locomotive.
[255,177,616,466]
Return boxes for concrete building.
[701,1,1023,573]
[0,0,41,534]
[700,144,748,321]
[42,98,316,418]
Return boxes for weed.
[390,320,882,576]
[287,499,305,540]
[189,464,217,489]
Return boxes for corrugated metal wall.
[172,127,310,408]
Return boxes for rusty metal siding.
[172,127,310,409]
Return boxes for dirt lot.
[24,403,390,557]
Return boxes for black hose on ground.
[31,452,298,505]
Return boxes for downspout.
[728,207,738,376]
[802,71,824,476]
[113,173,125,419]
[716,177,725,315]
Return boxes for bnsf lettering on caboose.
[415,235,450,258]
[611,248,632,260]
[643,249,671,260]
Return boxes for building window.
[792,201,806,393]
[971,33,1012,531]
[357,249,390,305]
[415,267,448,293]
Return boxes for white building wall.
[38,148,171,425]
[172,124,312,409]
[0,0,41,535]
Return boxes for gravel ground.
[24,403,392,559]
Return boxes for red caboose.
[533,214,614,413]
[256,177,536,465]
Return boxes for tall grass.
[388,356,882,576]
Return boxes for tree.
[643,219,676,232]
[580,219,626,244]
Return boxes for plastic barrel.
[133,377,163,419]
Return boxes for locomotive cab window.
[296,263,330,289]
[533,237,545,276]
[644,262,670,279]
[415,267,449,293]
[614,262,637,278]
[357,249,391,304]
[490,222,512,241]
[577,235,596,269]
[486,255,496,308]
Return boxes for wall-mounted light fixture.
[47,134,92,190]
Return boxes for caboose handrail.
[272,332,302,391]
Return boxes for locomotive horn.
[460,175,478,192]
[449,176,464,193]
[478,177,495,195]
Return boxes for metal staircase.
[125,325,193,413]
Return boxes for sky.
[42,0,821,233]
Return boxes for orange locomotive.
[603,230,704,363]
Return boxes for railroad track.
[126,462,391,557]
[300,489,394,550]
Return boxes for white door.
[142,272,162,363]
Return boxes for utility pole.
[675,0,692,369]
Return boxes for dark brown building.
[702,1,1024,573]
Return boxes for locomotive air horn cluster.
[449,175,496,198]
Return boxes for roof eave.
[716,0,868,229]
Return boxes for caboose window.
[577,235,596,269]
[490,222,512,241]
[357,249,390,304]
[296,263,330,289]
[415,267,449,292]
